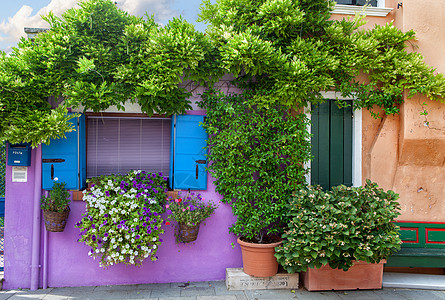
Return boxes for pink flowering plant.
[76,170,168,267]
[165,192,218,226]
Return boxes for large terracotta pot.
[303,260,386,291]
[237,237,282,277]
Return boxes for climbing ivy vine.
[199,92,312,242]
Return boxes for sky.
[0,0,209,53]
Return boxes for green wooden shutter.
[311,101,352,190]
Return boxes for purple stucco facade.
[3,102,243,289]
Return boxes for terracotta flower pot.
[303,260,386,291]
[237,237,283,277]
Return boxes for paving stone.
[243,289,296,299]
[49,286,95,298]
[197,296,237,300]
[150,287,181,298]
[180,287,215,297]
[124,289,153,299]
[175,282,212,289]
[292,290,343,300]
[0,290,18,300]
[42,295,69,300]
[158,297,195,300]
[94,284,139,291]
[212,281,246,297]
[235,295,248,300]
[369,288,409,300]
[140,283,172,290]
[393,289,445,300]
[335,290,383,300]
[8,294,46,299]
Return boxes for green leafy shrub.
[200,92,312,243]
[40,180,70,213]
[275,180,402,272]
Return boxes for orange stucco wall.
[334,0,445,222]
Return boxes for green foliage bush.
[40,181,71,213]
[200,92,312,243]
[275,180,402,272]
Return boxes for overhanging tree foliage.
[0,0,215,146]
[1,0,444,147]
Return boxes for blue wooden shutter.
[170,115,208,190]
[42,113,86,190]
[311,101,352,190]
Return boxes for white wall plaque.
[12,166,28,182]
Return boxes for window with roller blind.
[86,116,171,178]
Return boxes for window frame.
[332,0,393,17]
[85,112,172,179]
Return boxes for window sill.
[332,4,393,17]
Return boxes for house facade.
[3,0,445,289]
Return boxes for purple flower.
[92,235,96,241]
[104,214,109,218]
[137,245,141,249]
[135,235,140,240]
[104,232,108,237]
[105,191,110,197]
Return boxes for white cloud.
[117,0,178,24]
[0,0,179,53]
[0,0,80,52]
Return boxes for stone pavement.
[1,281,445,300]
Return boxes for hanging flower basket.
[177,222,200,243]
[43,207,70,232]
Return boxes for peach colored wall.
[356,1,445,222]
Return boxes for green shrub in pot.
[276,180,402,272]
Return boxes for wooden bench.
[386,222,445,268]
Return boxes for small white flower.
[152,237,157,242]
[54,177,59,181]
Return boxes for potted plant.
[41,179,71,232]
[165,192,218,243]
[76,170,168,267]
[275,180,402,291]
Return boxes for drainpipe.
[30,146,42,290]
[43,228,48,289]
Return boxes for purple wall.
[3,110,244,289]
[4,147,38,289]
